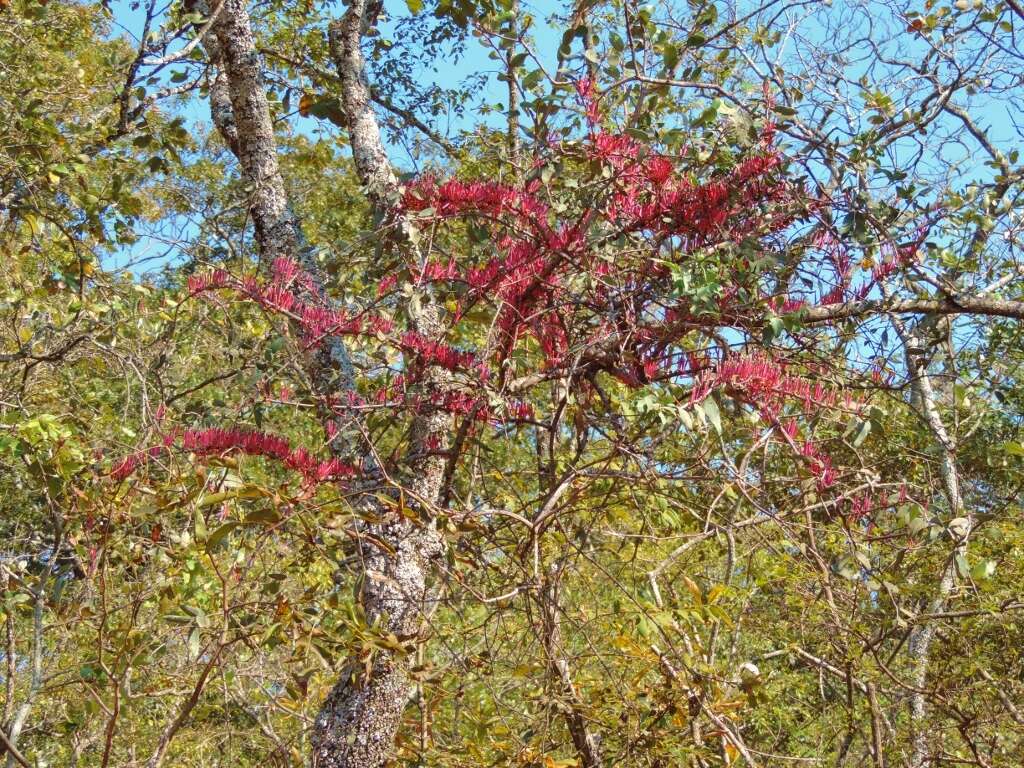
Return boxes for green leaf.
[244,507,282,525]
[852,419,871,447]
[522,69,543,90]
[678,406,694,430]
[703,397,722,435]
[908,516,929,536]
[405,0,423,13]
[970,559,996,581]
[206,521,238,551]
[697,5,719,26]
[763,314,785,343]
[307,97,347,127]
[193,508,208,541]
[187,627,201,660]
[834,556,859,580]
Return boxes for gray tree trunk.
[312,3,454,766]
[900,329,972,768]
[193,2,451,766]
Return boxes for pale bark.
[197,0,355,396]
[899,326,972,768]
[800,295,1024,324]
[3,521,60,768]
[0,727,29,768]
[867,683,886,768]
[326,1,400,211]
[2,611,12,729]
[208,62,239,157]
[311,313,450,768]
[207,0,299,264]
[504,0,521,169]
[3,580,43,768]
[198,1,451,763]
[312,2,454,766]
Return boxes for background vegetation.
[1,0,1023,766]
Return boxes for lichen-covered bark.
[208,0,300,264]
[326,0,399,210]
[208,63,239,158]
[312,2,454,766]
[312,320,452,768]
[200,2,453,764]
[311,515,444,768]
[311,308,452,768]
[900,328,972,768]
[200,0,355,397]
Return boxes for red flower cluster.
[401,176,547,222]
[702,353,844,417]
[806,227,922,308]
[819,285,846,306]
[503,400,535,422]
[400,331,479,374]
[385,92,794,380]
[849,492,879,523]
[109,436,175,481]
[778,296,807,314]
[685,353,854,490]
[377,273,398,296]
[575,76,601,126]
[801,440,837,489]
[110,452,144,482]
[188,260,380,348]
[418,259,460,283]
[592,132,642,167]
[293,305,363,343]
[271,255,301,285]
[183,426,289,460]
[645,155,674,185]
[607,167,785,243]
[182,427,357,483]
[187,268,229,294]
[164,79,880,521]
[110,428,358,486]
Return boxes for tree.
[2,0,1024,767]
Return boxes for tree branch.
[800,295,1024,324]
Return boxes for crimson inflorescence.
[110,427,358,486]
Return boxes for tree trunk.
[310,514,444,768]
[312,307,451,768]
[312,3,454,766]
[900,329,971,768]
